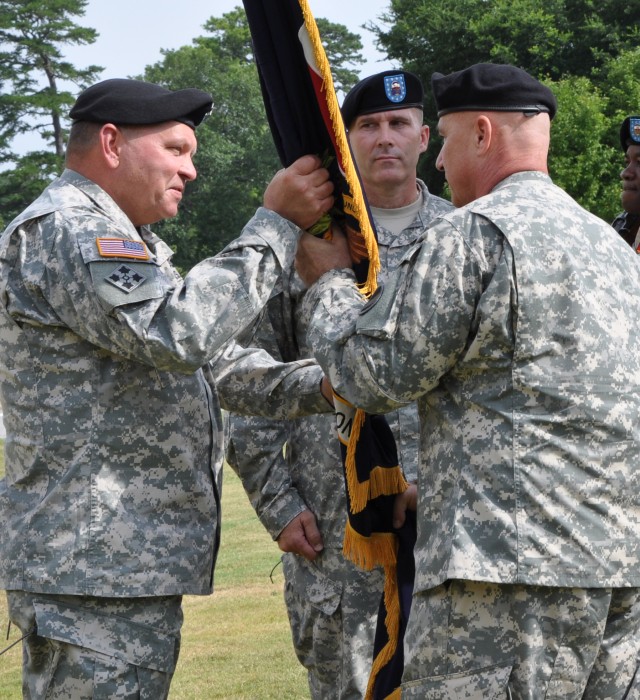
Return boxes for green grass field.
[0,443,310,699]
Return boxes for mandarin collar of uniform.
[373,179,430,248]
[491,170,552,193]
[62,168,139,236]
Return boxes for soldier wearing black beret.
[0,76,336,699]
[296,62,640,698]
[431,62,557,119]
[427,62,557,206]
[226,68,452,699]
[69,78,213,128]
[620,115,640,151]
[612,114,640,248]
[341,69,424,129]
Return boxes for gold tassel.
[343,405,409,513]
[297,0,380,298]
[344,407,368,512]
[369,465,410,501]
[365,562,401,700]
[342,521,399,571]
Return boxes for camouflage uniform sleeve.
[225,413,307,539]
[35,207,301,374]
[212,340,329,418]
[301,215,490,412]
[220,284,327,539]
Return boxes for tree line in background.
[0,0,639,271]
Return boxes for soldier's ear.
[99,123,123,169]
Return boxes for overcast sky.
[11,0,394,154]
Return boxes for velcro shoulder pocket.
[78,236,164,311]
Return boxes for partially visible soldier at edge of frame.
[221,69,453,699]
[0,77,334,699]
[295,62,640,697]
[612,114,640,250]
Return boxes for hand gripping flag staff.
[242,0,415,697]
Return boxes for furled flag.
[241,0,414,697]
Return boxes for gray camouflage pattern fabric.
[282,551,385,699]
[222,181,453,698]
[301,170,640,693]
[7,590,183,699]
[0,168,305,598]
[402,581,640,698]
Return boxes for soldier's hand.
[393,483,417,529]
[264,155,334,230]
[295,227,352,287]
[320,376,334,406]
[276,509,324,561]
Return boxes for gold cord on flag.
[298,0,380,299]
[295,4,411,697]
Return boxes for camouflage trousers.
[401,580,640,699]
[6,591,183,700]
[282,549,385,700]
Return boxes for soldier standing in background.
[612,115,640,249]
[222,70,452,698]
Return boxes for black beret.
[620,116,640,151]
[341,70,424,128]
[431,63,557,120]
[69,78,213,129]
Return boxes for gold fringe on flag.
[342,402,409,515]
[296,5,410,697]
[365,562,401,700]
[298,0,380,299]
[342,521,398,571]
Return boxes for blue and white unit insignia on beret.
[384,74,407,104]
[630,117,640,145]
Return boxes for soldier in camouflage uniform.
[296,63,640,698]
[612,115,640,250]
[222,70,452,699]
[0,78,334,699]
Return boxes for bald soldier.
[0,78,333,699]
[296,63,640,698]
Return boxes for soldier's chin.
[621,193,640,214]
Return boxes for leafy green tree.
[0,0,102,160]
[0,0,102,226]
[371,0,640,87]
[367,0,640,216]
[0,151,60,230]
[546,76,620,221]
[599,47,640,140]
[143,6,364,270]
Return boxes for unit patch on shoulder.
[96,238,150,260]
[105,264,147,293]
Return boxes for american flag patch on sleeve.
[96,238,150,260]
